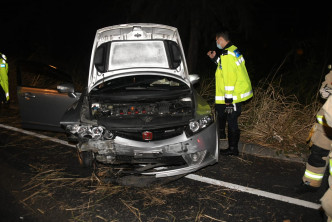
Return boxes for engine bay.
[90,97,193,119]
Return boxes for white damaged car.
[60,23,219,183]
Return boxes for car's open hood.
[88,23,189,93]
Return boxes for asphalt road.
[0,104,329,222]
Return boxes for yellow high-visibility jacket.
[215,45,253,104]
[0,58,9,101]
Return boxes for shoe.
[220,130,240,156]
[220,146,239,156]
[295,181,319,194]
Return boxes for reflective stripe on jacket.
[330,154,332,176]
[317,114,329,126]
[215,45,253,104]
[304,169,324,181]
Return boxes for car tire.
[77,151,94,167]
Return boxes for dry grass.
[239,80,320,154]
[18,159,258,221]
[21,164,90,204]
[198,77,321,154]
[21,164,188,221]
[137,186,186,207]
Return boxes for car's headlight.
[66,124,80,134]
[198,115,213,128]
[189,121,200,132]
[188,115,214,134]
[65,124,110,140]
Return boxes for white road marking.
[185,174,321,210]
[0,123,75,148]
[0,123,321,210]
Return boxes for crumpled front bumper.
[78,122,218,178]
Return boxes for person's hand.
[225,104,234,114]
[207,51,216,59]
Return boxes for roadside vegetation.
[197,75,322,156]
[239,80,319,155]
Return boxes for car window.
[18,62,72,89]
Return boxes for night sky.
[2,0,332,96]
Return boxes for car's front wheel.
[77,150,94,167]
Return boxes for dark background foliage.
[2,0,332,103]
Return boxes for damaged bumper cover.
[78,123,218,178]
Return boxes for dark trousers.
[215,103,242,133]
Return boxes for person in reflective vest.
[207,29,253,156]
[0,53,9,104]
[320,95,332,222]
[296,68,332,194]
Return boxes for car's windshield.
[91,75,189,94]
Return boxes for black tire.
[77,151,94,168]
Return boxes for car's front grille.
[116,155,186,165]
[116,126,184,141]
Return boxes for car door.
[17,61,81,132]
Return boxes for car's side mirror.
[189,74,200,85]
[57,83,78,98]
[57,82,74,92]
